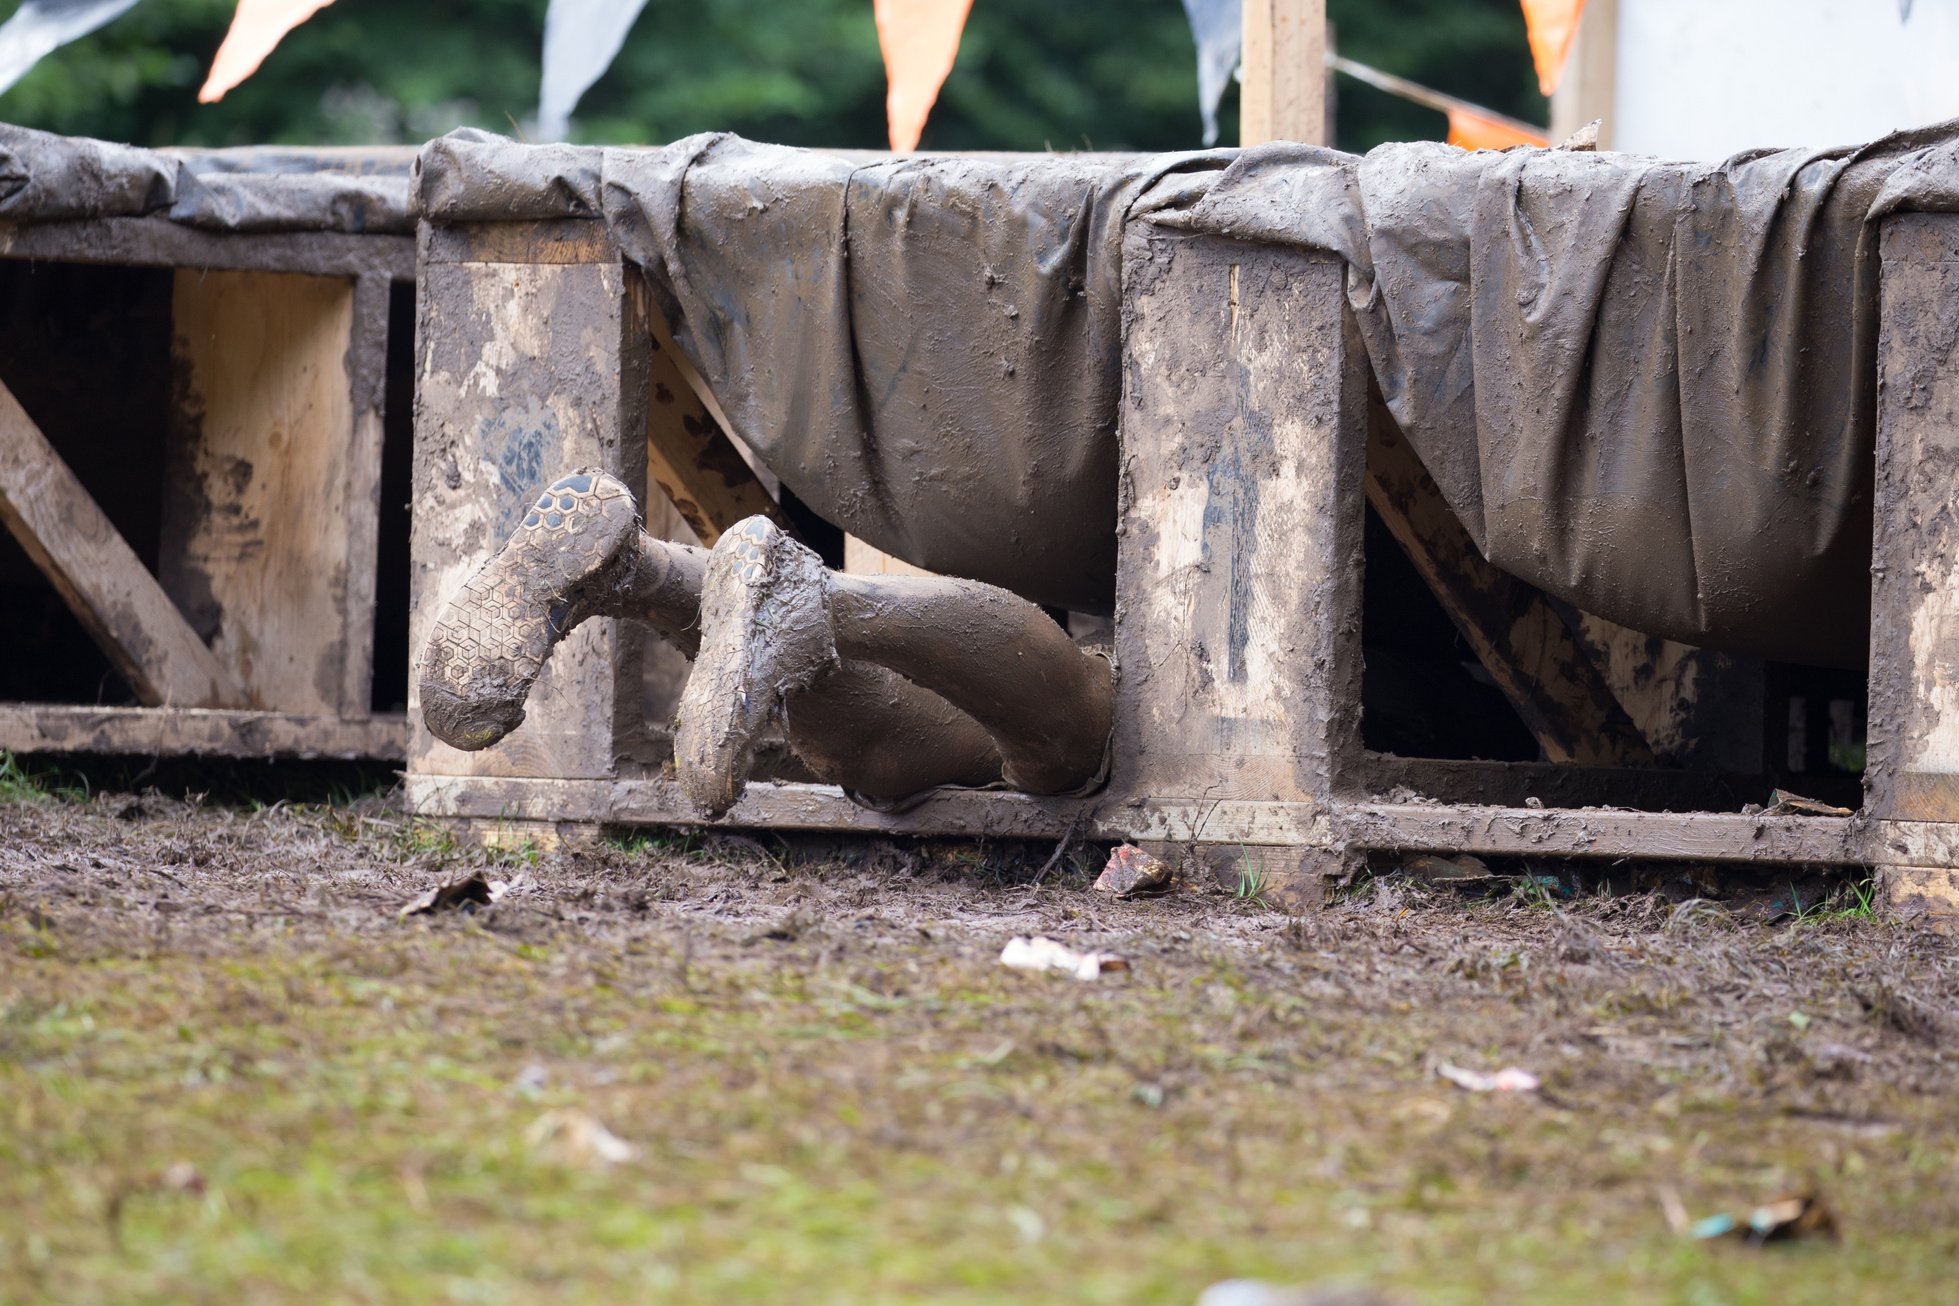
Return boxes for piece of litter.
[1689,1189,1837,1245]
[1095,844,1174,898]
[1437,1062,1540,1093]
[1402,853,1492,884]
[999,935,1128,981]
[524,1108,637,1166]
[1762,789,1856,818]
[398,873,518,919]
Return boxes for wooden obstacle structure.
[0,150,415,763]
[399,201,1959,919]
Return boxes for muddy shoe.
[675,515,838,816]
[419,470,642,750]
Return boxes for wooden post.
[1110,228,1368,908]
[1240,0,1328,146]
[1549,0,1618,149]
[161,268,379,717]
[409,219,652,784]
[1869,213,1959,924]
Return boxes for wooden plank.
[1869,212,1959,921]
[0,703,404,761]
[1334,802,1864,866]
[1364,399,1654,767]
[406,773,1869,867]
[338,275,392,719]
[409,248,653,781]
[1570,612,1764,772]
[637,279,793,546]
[0,218,411,281]
[160,268,368,716]
[421,219,620,267]
[1110,228,1368,808]
[1359,752,1773,814]
[0,378,244,710]
[1239,0,1327,146]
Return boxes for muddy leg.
[676,516,1111,812]
[418,471,1001,799]
[829,573,1113,794]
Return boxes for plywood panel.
[163,269,365,716]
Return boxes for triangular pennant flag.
[1519,0,1585,97]
[1447,105,1548,151]
[537,0,653,142]
[1180,0,1241,148]
[874,0,973,152]
[198,0,336,104]
[0,0,142,97]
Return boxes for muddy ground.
[2,773,1957,1304]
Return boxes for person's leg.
[675,515,1112,813]
[417,471,1002,801]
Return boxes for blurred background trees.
[0,0,1544,153]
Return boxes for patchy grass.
[3,790,1958,1303]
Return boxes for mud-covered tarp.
[414,126,1959,667]
[0,122,415,233]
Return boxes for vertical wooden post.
[1549,0,1618,149]
[1110,228,1368,907]
[1869,213,1959,924]
[409,220,651,785]
[1240,0,1327,146]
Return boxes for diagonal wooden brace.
[1364,396,1655,767]
[0,377,245,710]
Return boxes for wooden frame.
[0,212,414,763]
[399,4,1953,917]
[401,215,1875,902]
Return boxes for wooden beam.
[0,378,244,710]
[0,217,411,281]
[1364,398,1654,767]
[638,282,793,546]
[406,774,1870,868]
[1550,0,1618,149]
[1240,0,1327,146]
[1113,229,1367,806]
[161,268,370,716]
[0,704,404,761]
[1869,213,1959,925]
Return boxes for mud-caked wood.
[1107,229,1368,907]
[410,220,653,783]
[1869,212,1959,924]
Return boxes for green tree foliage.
[0,0,1544,153]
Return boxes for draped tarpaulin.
[0,121,414,231]
[413,125,1959,667]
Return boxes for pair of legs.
[418,470,1114,814]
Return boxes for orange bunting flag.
[874,0,973,152]
[1519,0,1585,97]
[1447,106,1549,152]
[199,0,337,104]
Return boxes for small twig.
[1031,810,1089,886]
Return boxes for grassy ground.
[2,767,1957,1304]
